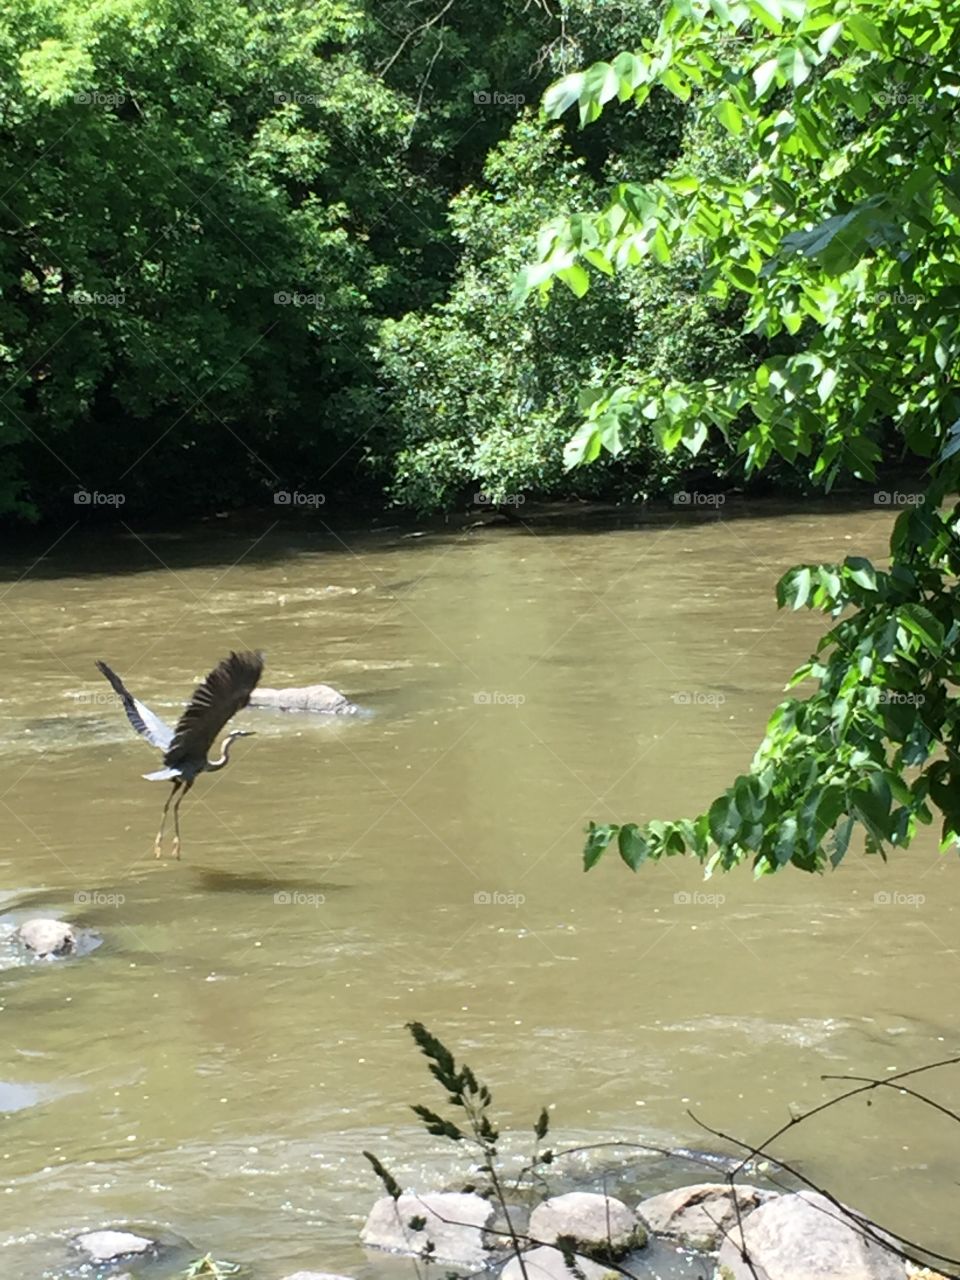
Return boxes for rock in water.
[280,1273,356,1280]
[529,1192,644,1258]
[501,1245,618,1280]
[637,1181,776,1250]
[74,1230,156,1264]
[249,684,359,714]
[362,1192,495,1267]
[716,1191,908,1280]
[17,919,76,959]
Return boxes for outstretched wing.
[163,650,264,769]
[95,660,175,751]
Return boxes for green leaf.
[543,73,584,118]
[584,822,618,870]
[618,823,649,870]
[899,604,944,655]
[558,263,590,298]
[752,57,779,97]
[845,13,884,51]
[844,557,878,591]
[714,98,743,136]
[564,424,601,470]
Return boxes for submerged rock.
[280,1273,356,1280]
[529,1192,644,1258]
[362,1191,496,1267]
[249,684,359,714]
[501,1244,618,1280]
[17,918,76,959]
[637,1181,776,1250]
[74,1229,157,1264]
[716,1191,907,1279]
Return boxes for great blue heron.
[96,651,264,859]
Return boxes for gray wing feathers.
[163,650,264,769]
[95,660,175,751]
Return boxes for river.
[1,502,957,1278]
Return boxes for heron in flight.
[96,651,264,859]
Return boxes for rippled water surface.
[1,506,957,1278]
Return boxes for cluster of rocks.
[358,1184,930,1280]
[54,1182,939,1280]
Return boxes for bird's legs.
[171,778,194,860]
[155,779,182,857]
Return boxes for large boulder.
[74,1230,156,1264]
[17,918,76,959]
[716,1191,908,1280]
[637,1182,776,1251]
[362,1192,496,1267]
[529,1193,644,1259]
[501,1245,618,1280]
[249,684,358,715]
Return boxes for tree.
[517,0,960,874]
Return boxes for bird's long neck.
[206,734,239,772]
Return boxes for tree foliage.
[516,0,960,872]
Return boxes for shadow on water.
[192,867,350,896]
[0,492,893,584]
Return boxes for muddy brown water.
[0,504,957,1279]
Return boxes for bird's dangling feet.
[154,834,164,859]
[171,836,181,861]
